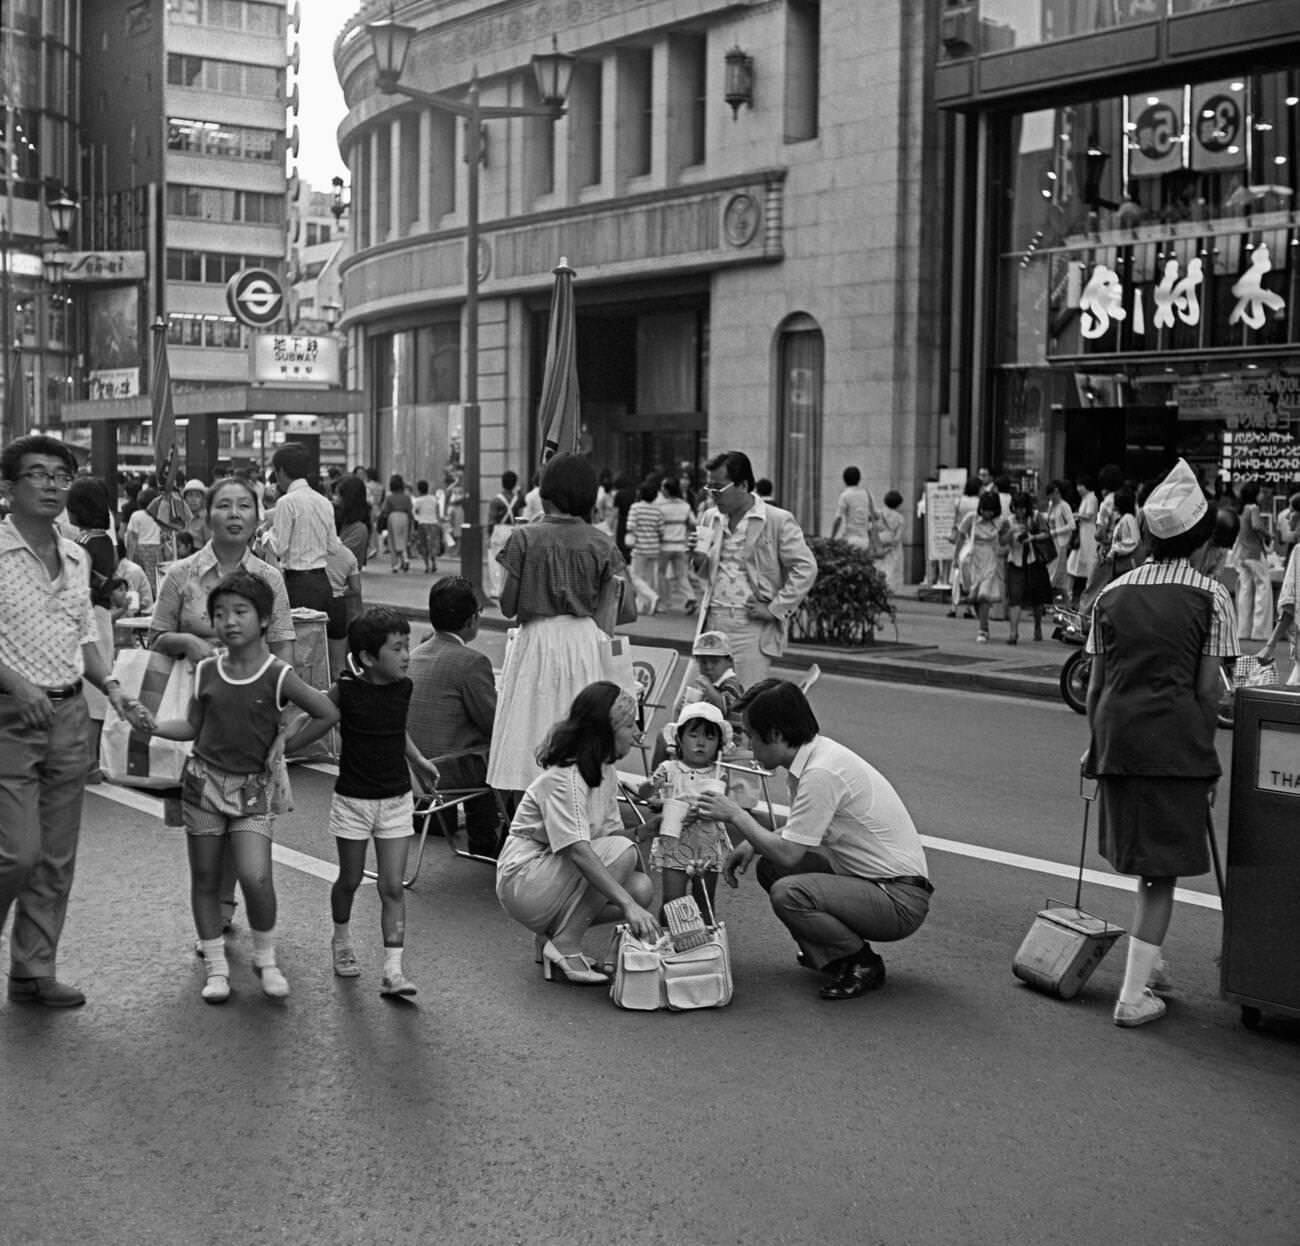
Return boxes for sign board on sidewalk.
[924,481,964,564]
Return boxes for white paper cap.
[1144,459,1208,539]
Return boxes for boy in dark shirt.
[327,607,438,997]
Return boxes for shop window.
[398,114,421,234]
[376,128,392,240]
[429,111,456,219]
[570,60,603,189]
[617,47,653,182]
[521,74,556,204]
[775,315,824,534]
[667,33,707,177]
[785,0,820,143]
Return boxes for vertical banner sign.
[1190,80,1247,172]
[1128,89,1185,178]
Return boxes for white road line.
[90,775,1220,913]
[88,781,369,885]
[615,769,1221,913]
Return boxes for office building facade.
[333,0,946,538]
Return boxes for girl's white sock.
[199,938,228,978]
[251,927,277,968]
[333,922,352,947]
[383,946,403,978]
[1119,936,1161,1005]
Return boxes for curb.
[381,598,1064,704]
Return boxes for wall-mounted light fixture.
[724,46,754,120]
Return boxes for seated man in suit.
[408,577,502,858]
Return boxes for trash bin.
[1222,686,1300,1029]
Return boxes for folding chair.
[364,748,506,888]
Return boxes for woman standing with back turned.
[488,453,629,800]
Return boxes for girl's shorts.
[180,755,285,840]
[329,792,415,841]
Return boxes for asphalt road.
[2,672,1297,1246]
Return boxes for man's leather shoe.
[819,952,886,1001]
[8,976,86,1008]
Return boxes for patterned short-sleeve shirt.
[149,542,296,647]
[0,519,96,687]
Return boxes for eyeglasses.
[18,468,74,489]
[703,480,736,496]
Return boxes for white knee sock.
[1119,936,1161,1005]
[251,927,276,968]
[199,938,228,979]
[383,946,403,978]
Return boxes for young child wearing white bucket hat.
[643,701,735,917]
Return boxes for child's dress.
[648,759,732,874]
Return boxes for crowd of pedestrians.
[3,428,1284,1032]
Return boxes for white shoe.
[646,591,659,616]
[1114,988,1166,1027]
[380,972,418,998]
[1147,957,1174,995]
[201,974,230,1004]
[254,963,290,999]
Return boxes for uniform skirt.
[486,614,608,792]
[1097,775,1212,877]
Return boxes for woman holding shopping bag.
[150,476,296,936]
[488,454,632,801]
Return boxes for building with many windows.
[69,0,292,475]
[333,0,946,542]
[0,0,83,442]
[937,0,1300,495]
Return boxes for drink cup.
[684,684,703,703]
[697,777,726,799]
[660,797,689,838]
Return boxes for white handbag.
[609,892,733,1011]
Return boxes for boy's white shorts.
[329,792,415,840]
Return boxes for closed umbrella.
[148,320,188,539]
[536,257,580,466]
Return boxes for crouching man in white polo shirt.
[699,680,932,1001]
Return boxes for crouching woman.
[495,682,659,984]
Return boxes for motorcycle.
[1051,604,1237,728]
[1051,606,1091,715]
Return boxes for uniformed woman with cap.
[1084,459,1238,1027]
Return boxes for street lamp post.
[1,185,78,443]
[366,13,573,595]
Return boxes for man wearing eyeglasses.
[0,435,149,1008]
[692,450,817,688]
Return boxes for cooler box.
[1012,903,1124,1000]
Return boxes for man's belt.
[875,874,933,894]
[42,680,84,701]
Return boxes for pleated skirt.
[486,615,608,792]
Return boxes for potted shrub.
[789,537,895,647]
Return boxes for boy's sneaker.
[253,963,290,999]
[332,944,361,978]
[201,974,230,1004]
[380,973,418,998]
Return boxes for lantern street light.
[366,10,573,595]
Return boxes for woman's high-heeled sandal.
[540,940,609,985]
